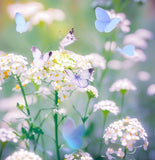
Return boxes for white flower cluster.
[85,53,106,70]
[106,147,124,160]
[104,117,148,159]
[104,41,116,52]
[5,149,42,160]
[0,128,18,143]
[0,53,28,89]
[64,151,93,160]
[109,78,136,93]
[94,100,119,115]
[25,50,92,102]
[86,85,98,98]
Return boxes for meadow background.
[0,0,155,159]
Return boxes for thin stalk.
[54,91,61,160]
[0,142,7,158]
[120,93,125,119]
[83,98,91,124]
[123,147,127,160]
[16,76,31,120]
[98,114,108,154]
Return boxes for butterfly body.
[65,68,94,88]
[95,7,120,33]
[63,118,85,150]
[15,12,29,34]
[31,46,52,67]
[116,44,135,56]
[59,28,77,50]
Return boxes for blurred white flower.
[35,86,51,97]
[104,117,148,158]
[7,2,43,19]
[106,148,124,160]
[64,151,93,160]
[0,128,18,143]
[147,84,155,96]
[135,29,153,40]
[94,100,120,115]
[124,29,153,49]
[92,0,112,8]
[108,60,122,70]
[107,10,131,33]
[85,53,106,70]
[30,9,65,25]
[104,41,116,52]
[5,149,42,160]
[137,71,150,81]
[109,78,136,92]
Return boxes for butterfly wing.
[95,7,110,22]
[117,45,135,56]
[31,46,44,67]
[95,20,108,32]
[79,68,94,80]
[123,45,135,56]
[63,119,85,150]
[95,7,111,32]
[65,69,76,81]
[15,12,28,33]
[42,51,52,62]
[76,79,89,88]
[59,28,77,50]
[104,18,120,33]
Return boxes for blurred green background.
[0,0,155,160]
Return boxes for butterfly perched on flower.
[15,12,29,34]
[59,28,78,50]
[63,118,85,150]
[31,46,52,67]
[65,68,94,88]
[95,7,120,33]
[116,44,135,56]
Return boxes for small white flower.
[5,149,42,160]
[94,100,119,115]
[85,53,106,70]
[147,84,155,96]
[109,78,136,92]
[64,151,93,160]
[104,117,148,159]
[35,86,51,96]
[0,128,18,143]
[137,71,150,81]
[53,108,66,115]
[104,41,116,52]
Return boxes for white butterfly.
[59,28,77,50]
[65,68,94,88]
[31,46,52,67]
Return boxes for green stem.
[54,91,61,160]
[16,76,31,120]
[83,98,91,124]
[120,93,125,119]
[0,142,7,158]
[123,147,127,160]
[99,114,108,154]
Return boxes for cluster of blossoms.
[109,78,136,93]
[5,149,42,160]
[64,151,93,160]
[0,128,18,143]
[104,117,148,159]
[93,100,119,115]
[24,50,93,102]
[0,53,28,88]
